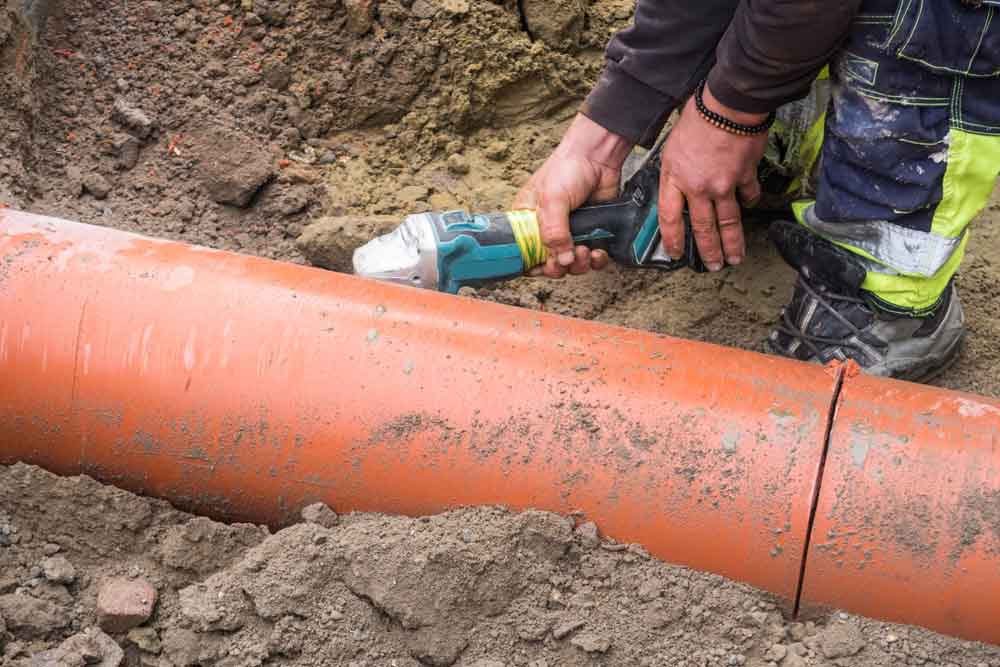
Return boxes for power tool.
[352,151,705,293]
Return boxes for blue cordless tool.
[353,151,705,294]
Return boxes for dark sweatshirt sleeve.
[582,0,739,147]
[707,0,862,114]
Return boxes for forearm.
[708,0,862,114]
[582,0,740,147]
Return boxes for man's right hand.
[513,114,633,279]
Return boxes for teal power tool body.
[353,152,705,293]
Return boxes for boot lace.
[774,275,874,361]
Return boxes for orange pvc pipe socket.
[2,209,1000,644]
[801,372,1000,643]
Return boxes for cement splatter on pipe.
[2,209,999,645]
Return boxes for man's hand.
[659,84,768,271]
[514,114,633,278]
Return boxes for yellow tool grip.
[507,210,548,270]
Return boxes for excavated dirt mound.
[3,463,1000,667]
[4,0,1000,665]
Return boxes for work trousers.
[768,0,1000,314]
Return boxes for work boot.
[766,221,965,382]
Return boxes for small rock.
[570,632,611,654]
[787,622,806,641]
[781,653,807,667]
[820,622,865,659]
[484,140,510,161]
[40,556,75,584]
[112,98,155,139]
[127,627,162,654]
[636,579,661,602]
[410,0,436,18]
[97,578,158,634]
[255,0,291,24]
[192,125,275,207]
[300,503,339,528]
[764,644,788,662]
[296,215,399,273]
[83,173,112,200]
[574,521,600,549]
[518,512,572,561]
[343,0,375,34]
[34,628,124,667]
[446,153,469,176]
[552,616,585,640]
[520,0,585,50]
[0,593,70,639]
[41,543,61,556]
[441,0,468,15]
[262,59,292,90]
[467,661,505,667]
[395,184,430,207]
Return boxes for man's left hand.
[658,83,769,271]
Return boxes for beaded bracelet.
[694,80,776,136]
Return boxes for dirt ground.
[3,0,1000,665]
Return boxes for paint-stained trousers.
[770,0,1000,314]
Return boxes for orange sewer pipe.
[0,210,998,644]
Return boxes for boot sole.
[893,331,966,385]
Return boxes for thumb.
[538,192,575,268]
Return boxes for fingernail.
[557,251,575,267]
[706,262,724,272]
[528,267,544,277]
[727,256,742,266]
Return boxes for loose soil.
[3,1,1000,665]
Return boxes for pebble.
[764,644,788,662]
[551,616,585,639]
[82,173,112,200]
[97,577,158,633]
[570,631,611,654]
[484,139,510,161]
[40,556,76,584]
[820,621,865,659]
[446,153,470,176]
[0,592,70,638]
[781,653,807,667]
[573,521,600,550]
[410,0,437,18]
[300,502,339,528]
[127,626,163,654]
[112,98,156,139]
[343,0,376,35]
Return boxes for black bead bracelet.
[694,80,776,136]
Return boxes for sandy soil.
[3,0,1000,665]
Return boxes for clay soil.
[3,1,1000,666]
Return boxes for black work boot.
[767,221,965,382]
